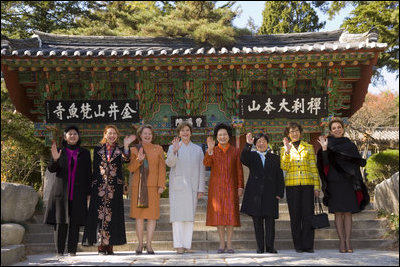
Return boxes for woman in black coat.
[240,132,285,254]
[317,118,369,253]
[82,125,135,255]
[44,125,92,256]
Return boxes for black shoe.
[266,249,278,254]
[106,251,114,255]
[256,250,264,254]
[135,245,143,255]
[68,252,76,256]
[295,249,304,253]
[147,250,155,255]
[57,252,64,256]
[303,249,314,253]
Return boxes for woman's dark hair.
[213,123,232,138]
[253,133,269,145]
[284,122,303,138]
[62,125,81,146]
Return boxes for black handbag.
[311,197,330,229]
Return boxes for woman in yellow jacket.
[280,122,321,253]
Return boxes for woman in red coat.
[204,123,244,254]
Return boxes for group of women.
[44,118,369,256]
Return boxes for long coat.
[204,144,244,227]
[316,136,369,213]
[82,144,128,246]
[240,144,284,219]
[166,142,206,222]
[44,147,92,226]
[128,142,166,220]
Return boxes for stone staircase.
[23,197,393,255]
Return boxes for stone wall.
[374,172,399,215]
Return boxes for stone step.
[1,245,26,266]
[35,202,376,222]
[126,198,375,210]
[40,199,374,216]
[24,228,386,244]
[25,197,390,255]
[150,204,375,214]
[24,218,387,234]
[30,208,378,226]
[24,238,395,255]
[158,210,378,221]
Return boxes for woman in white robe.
[166,121,206,254]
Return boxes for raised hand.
[206,136,215,153]
[171,137,181,154]
[124,135,136,147]
[51,140,62,161]
[317,136,328,151]
[246,133,254,145]
[137,147,145,161]
[283,137,292,154]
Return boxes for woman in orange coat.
[128,125,166,255]
[204,123,244,254]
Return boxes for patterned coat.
[280,141,321,190]
[82,144,129,246]
[204,144,244,226]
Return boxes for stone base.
[1,244,26,266]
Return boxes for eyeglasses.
[256,140,267,145]
[289,129,300,134]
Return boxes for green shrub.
[365,149,399,183]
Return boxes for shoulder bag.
[311,197,330,229]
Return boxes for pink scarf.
[66,148,79,200]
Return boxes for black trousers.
[286,185,315,251]
[53,200,80,254]
[54,223,80,254]
[252,216,275,252]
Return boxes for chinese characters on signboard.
[239,95,328,119]
[171,116,207,128]
[45,100,139,123]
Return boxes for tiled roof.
[370,128,399,142]
[346,128,399,142]
[1,28,387,58]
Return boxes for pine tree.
[1,1,95,38]
[59,1,163,36]
[139,1,239,47]
[258,1,325,34]
[324,1,399,75]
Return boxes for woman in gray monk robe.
[166,121,206,254]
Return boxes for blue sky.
[218,1,399,95]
